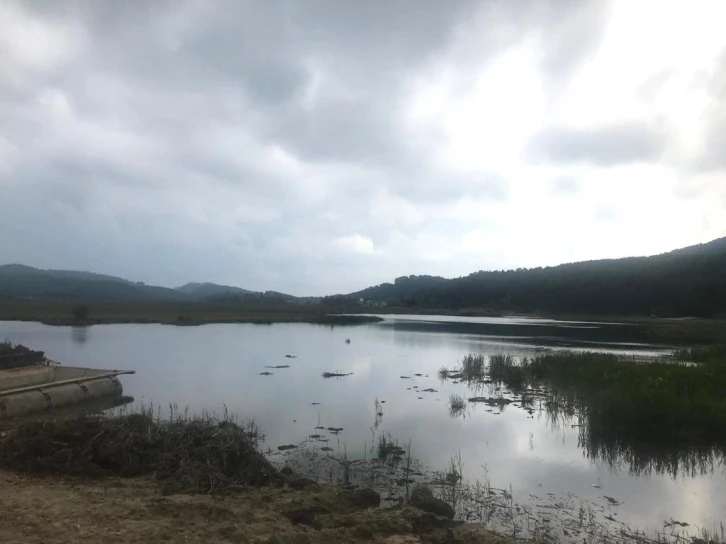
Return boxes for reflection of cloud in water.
[0,318,721,535]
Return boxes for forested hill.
[0,266,272,302]
[343,236,726,318]
[0,265,186,301]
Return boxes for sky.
[1,0,725,295]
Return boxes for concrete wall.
[0,376,122,419]
[0,366,111,392]
[0,367,55,391]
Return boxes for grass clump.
[377,433,406,462]
[488,354,525,389]
[448,394,467,418]
[675,344,726,365]
[0,410,278,492]
[460,353,486,381]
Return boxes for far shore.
[1,298,724,344]
[0,299,383,327]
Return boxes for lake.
[1,315,723,541]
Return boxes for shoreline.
[1,352,723,544]
[0,299,385,327]
[0,470,515,544]
[0,314,384,327]
[0,411,515,544]
[1,299,724,346]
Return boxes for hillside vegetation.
[2,237,726,318]
[341,236,726,317]
[0,265,283,302]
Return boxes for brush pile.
[0,342,45,370]
[0,413,279,492]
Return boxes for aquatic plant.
[460,353,486,381]
[322,371,353,378]
[486,350,726,476]
[377,433,406,462]
[448,394,467,418]
[488,354,524,388]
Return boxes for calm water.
[1,316,723,538]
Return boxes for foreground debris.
[0,413,278,492]
[0,414,515,543]
[0,470,516,543]
[0,342,46,370]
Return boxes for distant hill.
[175,282,254,300]
[3,236,725,316]
[0,265,131,284]
[0,265,184,301]
[334,236,726,318]
[0,266,274,303]
[352,275,449,301]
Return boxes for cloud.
[550,177,580,196]
[334,234,378,256]
[0,0,724,294]
[527,122,668,166]
[693,51,726,172]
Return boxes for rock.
[342,488,381,509]
[285,505,328,526]
[288,477,318,490]
[409,494,454,520]
[280,466,294,477]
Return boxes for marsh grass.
[461,353,486,381]
[438,366,463,381]
[448,394,467,418]
[488,353,524,388]
[278,425,724,544]
[377,433,406,462]
[485,350,726,476]
[0,402,276,492]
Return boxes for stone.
[409,494,454,520]
[342,488,381,509]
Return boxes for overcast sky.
[1,0,725,295]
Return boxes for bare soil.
[0,471,513,544]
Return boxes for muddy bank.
[0,413,514,543]
[0,471,513,544]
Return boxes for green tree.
[72,304,89,323]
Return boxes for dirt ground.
[0,471,513,544]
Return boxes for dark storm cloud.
[527,122,669,166]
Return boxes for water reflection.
[71,326,89,345]
[440,352,726,479]
[1,317,723,536]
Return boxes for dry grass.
[0,407,278,492]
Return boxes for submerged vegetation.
[322,371,353,378]
[448,394,467,418]
[444,347,726,476]
[460,353,486,381]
